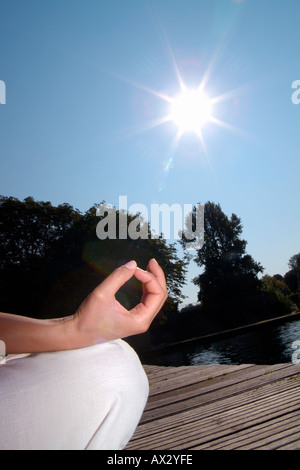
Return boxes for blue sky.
[0,0,299,305]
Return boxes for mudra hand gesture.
[0,259,168,354]
[72,258,168,347]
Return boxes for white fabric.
[0,339,149,450]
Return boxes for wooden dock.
[126,362,300,450]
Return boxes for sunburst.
[106,47,248,168]
[168,85,213,137]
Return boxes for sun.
[169,87,212,135]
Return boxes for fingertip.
[148,258,163,273]
[147,258,167,288]
[147,258,157,269]
[134,266,153,281]
[123,260,137,270]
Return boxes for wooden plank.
[146,363,290,400]
[134,378,300,441]
[141,364,297,422]
[128,387,300,449]
[144,364,253,396]
[276,440,300,450]
[143,363,248,385]
[248,426,300,450]
[196,411,300,449]
[126,363,300,450]
[193,399,300,450]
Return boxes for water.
[144,318,300,366]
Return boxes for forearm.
[0,312,75,354]
[0,260,168,354]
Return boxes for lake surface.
[144,318,300,366]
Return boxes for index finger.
[94,261,137,298]
[133,266,168,313]
[147,258,167,290]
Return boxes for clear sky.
[0,0,299,305]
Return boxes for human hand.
[70,259,168,347]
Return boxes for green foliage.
[288,253,300,272]
[1,194,297,332]
[0,196,187,322]
[261,275,296,313]
[0,195,81,268]
[0,195,82,316]
[285,252,300,306]
[183,201,264,305]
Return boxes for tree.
[42,205,187,322]
[288,253,300,292]
[288,253,300,272]
[182,201,264,305]
[0,195,81,269]
[0,195,81,315]
[261,275,295,313]
[0,196,187,323]
[284,270,298,293]
[285,252,300,306]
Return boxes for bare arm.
[0,259,168,354]
[0,313,72,354]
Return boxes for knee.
[102,339,149,408]
[86,340,149,449]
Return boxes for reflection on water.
[146,318,300,366]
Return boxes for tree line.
[181,201,299,314]
[0,195,187,323]
[0,196,299,339]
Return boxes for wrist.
[59,315,95,350]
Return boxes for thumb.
[95,260,137,297]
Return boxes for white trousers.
[0,339,149,450]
